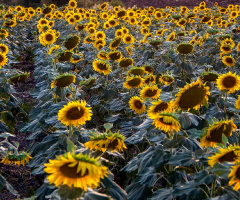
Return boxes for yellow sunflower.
[119,58,133,68]
[42,31,56,45]
[84,131,127,152]
[201,72,219,82]
[166,31,175,42]
[144,74,155,85]
[58,100,92,126]
[97,51,108,60]
[44,152,108,191]
[0,43,8,54]
[92,60,111,75]
[148,100,174,119]
[0,52,8,68]
[1,152,32,166]
[236,95,240,111]
[51,74,76,89]
[123,76,144,89]
[64,35,80,50]
[216,72,240,94]
[129,96,146,114]
[127,67,145,77]
[153,112,181,133]
[109,37,122,50]
[107,51,122,61]
[208,146,240,167]
[68,0,77,9]
[140,85,161,100]
[237,43,240,52]
[123,34,134,44]
[220,44,232,54]
[228,160,240,191]
[222,55,236,67]
[174,79,210,110]
[70,54,84,63]
[200,120,237,148]
[159,75,174,85]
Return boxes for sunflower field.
[1,0,240,199]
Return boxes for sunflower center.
[145,89,157,97]
[218,151,237,163]
[159,117,173,125]
[134,100,143,109]
[222,76,236,88]
[46,34,53,41]
[70,2,76,7]
[178,84,207,109]
[97,62,107,70]
[60,163,89,178]
[202,74,218,82]
[223,123,232,137]
[55,76,74,87]
[127,78,141,87]
[207,124,225,143]
[0,55,4,62]
[125,37,131,42]
[225,57,234,64]
[66,107,84,120]
[154,102,168,112]
[236,167,240,179]
[107,139,119,149]
[222,46,231,51]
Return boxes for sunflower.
[51,74,76,89]
[155,11,162,20]
[228,160,240,191]
[166,31,175,42]
[140,85,161,100]
[174,79,210,110]
[127,67,145,77]
[92,60,111,75]
[1,152,32,166]
[159,75,174,85]
[230,11,238,19]
[95,31,106,40]
[97,51,108,60]
[107,51,122,61]
[220,44,232,54]
[10,72,29,83]
[70,54,84,63]
[148,100,174,119]
[200,120,237,148]
[201,72,219,82]
[144,74,155,85]
[208,146,240,167]
[123,76,144,89]
[115,29,123,38]
[42,31,56,45]
[0,43,8,54]
[84,131,127,153]
[109,37,122,50]
[236,95,240,111]
[0,53,8,68]
[119,58,133,68]
[177,43,193,54]
[44,152,108,191]
[153,112,181,133]
[129,96,146,114]
[216,72,240,94]
[221,38,235,49]
[123,34,134,44]
[177,18,187,26]
[222,55,236,67]
[57,51,73,62]
[68,0,77,9]
[64,35,80,50]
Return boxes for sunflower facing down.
[92,60,111,75]
[51,74,76,89]
[44,152,108,191]
[129,96,146,114]
[1,152,32,166]
[119,58,133,68]
[208,146,240,167]
[148,100,174,119]
[123,76,144,89]
[159,75,174,85]
[200,120,237,148]
[58,100,92,126]
[84,131,127,152]
[216,72,240,94]
[174,79,210,110]
[153,112,181,133]
[140,85,161,100]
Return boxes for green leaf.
[222,134,228,146]
[84,188,111,200]
[209,162,232,178]
[0,174,18,195]
[148,188,173,200]
[66,137,76,153]
[104,123,113,132]
[58,185,84,200]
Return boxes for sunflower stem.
[224,91,228,113]
[211,180,216,197]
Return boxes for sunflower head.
[123,34,134,44]
[222,55,236,67]
[70,53,84,63]
[58,100,92,127]
[64,35,80,50]
[80,77,97,87]
[177,43,193,54]
[153,112,181,133]
[159,75,174,85]
[93,60,111,75]
[201,72,219,82]
[51,74,76,89]
[127,67,145,77]
[174,79,210,110]
[109,37,122,50]
[97,51,108,60]
[148,100,174,119]
[1,152,32,166]
[140,85,161,100]
[44,152,108,190]
[119,58,133,68]
[107,51,122,61]
[0,52,8,68]
[216,71,240,94]
[10,72,30,83]
[166,31,175,42]
[84,131,127,152]
[56,51,73,62]
[123,76,144,89]
[0,43,8,54]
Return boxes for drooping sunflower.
[97,51,108,60]
[228,160,240,191]
[127,67,145,77]
[166,31,175,42]
[10,72,29,83]
[129,96,146,114]
[109,37,122,50]
[0,43,8,54]
[148,100,174,119]
[208,146,240,167]
[123,34,134,44]
[153,112,181,133]
[58,100,92,126]
[216,72,240,94]
[64,35,80,50]
[85,131,127,153]
[144,74,155,85]
[200,120,237,148]
[119,58,133,68]
[143,65,154,74]
[123,76,144,89]
[0,52,8,68]
[174,79,210,110]
[201,72,219,82]
[51,74,76,89]
[222,55,236,67]
[177,43,193,54]
[107,51,122,61]
[140,85,161,100]
[92,60,111,75]
[159,75,174,85]
[56,51,73,62]
[44,152,108,191]
[1,152,32,166]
